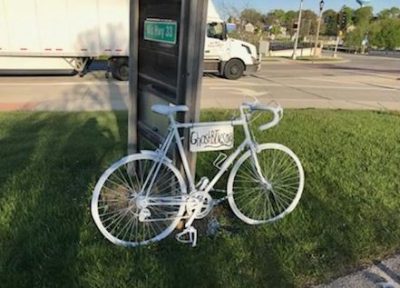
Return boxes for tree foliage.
[240,9,264,25]
[284,10,298,37]
[352,6,373,26]
[344,27,367,49]
[377,7,400,20]
[300,10,318,37]
[369,18,400,50]
[264,9,286,26]
[226,4,400,50]
[340,6,354,27]
[322,9,338,36]
[344,6,400,50]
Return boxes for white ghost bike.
[91,101,304,247]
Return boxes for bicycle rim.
[228,143,304,224]
[91,153,187,247]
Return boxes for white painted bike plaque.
[189,125,234,152]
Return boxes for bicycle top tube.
[151,101,283,132]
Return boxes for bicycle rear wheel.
[227,143,304,224]
[91,153,187,247]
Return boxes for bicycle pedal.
[176,226,197,247]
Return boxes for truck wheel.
[110,58,129,81]
[223,59,245,80]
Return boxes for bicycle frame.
[91,100,304,248]
[145,105,267,198]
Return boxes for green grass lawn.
[0,110,399,287]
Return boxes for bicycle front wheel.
[227,143,304,224]
[91,153,187,247]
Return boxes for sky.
[214,0,400,16]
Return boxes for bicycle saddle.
[151,104,189,116]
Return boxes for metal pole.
[314,5,323,57]
[333,34,340,58]
[128,0,139,155]
[292,0,304,60]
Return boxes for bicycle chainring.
[189,192,214,219]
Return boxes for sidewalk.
[315,254,400,288]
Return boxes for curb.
[0,102,38,111]
[315,254,400,288]
[285,58,350,65]
[261,57,350,65]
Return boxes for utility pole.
[292,0,304,60]
[314,0,325,57]
[128,0,139,155]
[333,30,342,58]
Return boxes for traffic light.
[338,10,348,31]
[342,11,348,29]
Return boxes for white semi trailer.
[0,0,260,80]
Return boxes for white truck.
[0,0,260,80]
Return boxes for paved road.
[0,53,399,111]
[201,53,400,110]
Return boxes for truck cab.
[203,1,260,80]
[109,0,260,81]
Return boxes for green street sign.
[144,19,177,45]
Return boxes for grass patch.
[0,110,399,287]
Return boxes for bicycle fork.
[250,147,273,190]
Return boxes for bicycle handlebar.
[242,102,283,131]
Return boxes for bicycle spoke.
[92,154,186,246]
[229,145,303,224]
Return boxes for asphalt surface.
[201,53,400,110]
[0,53,399,111]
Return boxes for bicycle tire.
[91,153,187,247]
[227,143,304,224]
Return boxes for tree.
[344,27,366,50]
[240,8,263,25]
[368,21,385,48]
[352,6,373,26]
[344,6,373,51]
[378,7,400,20]
[264,9,286,26]
[380,19,400,50]
[270,25,282,36]
[322,9,338,36]
[284,10,298,37]
[370,18,400,50]
[339,6,354,31]
[300,10,318,37]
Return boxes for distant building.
[226,23,237,32]
[227,16,240,25]
[245,23,255,33]
[347,25,356,33]
[280,27,287,37]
